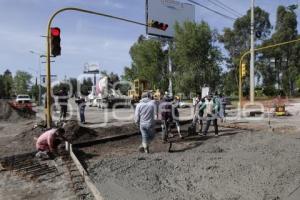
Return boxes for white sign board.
[201,87,210,98]
[84,63,99,73]
[146,0,195,38]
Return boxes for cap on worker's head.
[141,91,151,99]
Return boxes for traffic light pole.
[45,7,148,128]
[250,0,255,104]
[238,37,300,108]
[168,41,173,97]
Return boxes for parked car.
[16,94,32,104]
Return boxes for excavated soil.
[0,100,35,122]
[0,118,139,157]
[88,128,300,200]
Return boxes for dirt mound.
[0,100,35,122]
[64,120,139,144]
[63,120,98,143]
[0,100,13,120]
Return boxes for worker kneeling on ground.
[135,92,156,153]
[35,128,66,159]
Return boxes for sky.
[0,0,299,81]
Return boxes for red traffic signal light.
[51,28,60,37]
[50,27,61,57]
[148,20,168,31]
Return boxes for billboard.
[146,0,195,38]
[83,63,100,74]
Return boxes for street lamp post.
[250,0,255,103]
[30,51,47,106]
[29,51,43,106]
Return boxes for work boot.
[179,133,183,139]
[138,145,144,153]
[144,146,150,154]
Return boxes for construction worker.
[75,96,86,124]
[58,89,69,121]
[134,92,156,153]
[160,95,182,142]
[200,94,219,136]
[172,96,182,138]
[219,93,227,122]
[35,128,66,159]
[213,92,222,119]
[189,93,205,135]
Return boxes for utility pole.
[29,51,46,106]
[250,0,255,103]
[168,41,173,97]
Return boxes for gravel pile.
[89,131,300,200]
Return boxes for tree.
[2,69,13,98]
[80,78,93,96]
[124,35,168,91]
[52,82,70,95]
[14,71,32,95]
[258,6,299,96]
[172,21,222,95]
[0,75,4,98]
[219,7,272,95]
[69,78,78,97]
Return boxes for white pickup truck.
[16,94,32,104]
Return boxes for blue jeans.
[79,106,85,123]
[140,123,155,146]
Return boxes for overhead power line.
[205,0,242,18]
[187,0,236,21]
[214,0,244,17]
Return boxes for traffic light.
[50,27,61,57]
[241,63,246,77]
[148,20,168,31]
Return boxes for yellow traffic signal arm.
[239,37,300,107]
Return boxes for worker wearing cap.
[134,92,156,153]
[160,95,183,142]
[191,93,206,134]
[35,128,66,159]
[200,94,219,136]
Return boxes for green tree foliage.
[124,35,168,91]
[80,78,93,96]
[14,70,32,95]
[0,75,4,98]
[52,82,70,95]
[172,21,222,95]
[2,70,13,98]
[219,7,271,95]
[69,78,78,97]
[260,6,299,96]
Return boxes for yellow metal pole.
[46,25,51,128]
[239,51,250,108]
[45,7,148,128]
[238,37,300,109]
